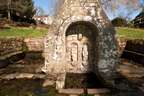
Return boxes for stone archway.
[65,21,98,73]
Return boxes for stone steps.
[58,88,110,96]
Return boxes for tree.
[101,0,143,20]
[7,0,11,20]
[111,17,127,27]
[133,8,144,28]
[35,6,45,16]
[52,0,143,20]
[11,0,36,21]
[0,0,10,19]
[0,0,36,22]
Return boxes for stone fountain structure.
[43,0,119,89]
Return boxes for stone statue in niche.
[82,44,89,67]
[71,43,78,66]
[78,33,83,41]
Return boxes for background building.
[33,15,53,25]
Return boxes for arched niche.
[65,21,99,73]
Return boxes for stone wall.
[0,38,24,59]
[121,39,144,64]
[0,38,44,60]
[24,38,44,52]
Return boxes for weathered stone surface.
[0,73,46,80]
[43,80,55,87]
[44,0,119,88]
[58,89,84,94]
[24,38,44,51]
[0,38,44,59]
[69,95,78,96]
[117,38,127,55]
[56,73,66,89]
[0,38,24,59]
[58,88,109,95]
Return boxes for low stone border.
[0,73,46,80]
[58,89,110,95]
[0,51,23,60]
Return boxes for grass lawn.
[116,27,144,39]
[0,27,48,38]
[0,27,144,39]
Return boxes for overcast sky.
[33,0,144,20]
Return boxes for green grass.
[116,27,144,39]
[0,27,48,38]
[0,27,144,39]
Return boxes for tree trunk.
[7,0,11,20]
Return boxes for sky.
[33,0,144,20]
[33,0,56,15]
